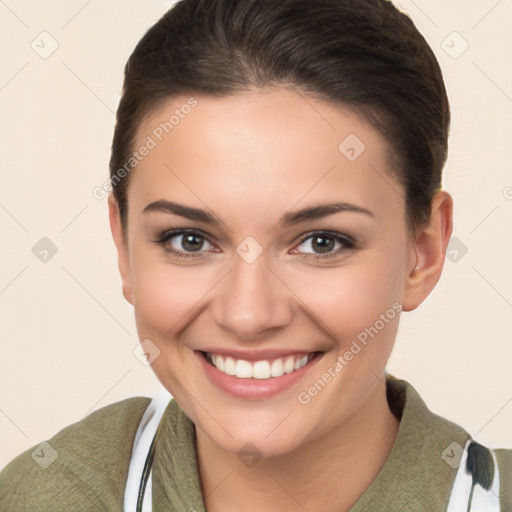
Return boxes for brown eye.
[178,233,206,252]
[153,229,216,259]
[292,231,356,260]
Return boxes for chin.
[200,413,312,460]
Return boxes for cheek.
[129,240,215,337]
[131,264,211,338]
[285,254,403,344]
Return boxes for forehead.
[129,88,404,226]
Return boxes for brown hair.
[110,0,449,235]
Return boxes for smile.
[196,349,324,399]
[204,351,318,380]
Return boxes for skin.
[108,87,453,511]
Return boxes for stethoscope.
[124,388,501,512]
[124,387,172,512]
[136,432,158,512]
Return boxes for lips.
[196,349,324,399]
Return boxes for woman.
[0,0,510,510]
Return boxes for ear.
[402,190,453,312]
[107,193,133,305]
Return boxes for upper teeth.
[207,353,313,379]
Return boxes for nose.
[211,249,294,340]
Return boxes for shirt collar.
[152,373,471,512]
[349,374,470,511]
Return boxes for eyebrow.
[142,200,374,228]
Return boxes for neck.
[196,377,400,512]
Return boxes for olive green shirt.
[1,375,510,511]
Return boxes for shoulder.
[495,447,512,508]
[0,396,151,512]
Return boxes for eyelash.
[152,229,357,262]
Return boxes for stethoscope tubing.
[136,434,158,512]
[124,387,172,512]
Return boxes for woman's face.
[111,88,422,457]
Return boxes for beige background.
[0,0,511,469]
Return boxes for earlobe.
[402,190,453,312]
[107,193,134,306]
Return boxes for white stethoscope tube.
[124,387,172,512]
